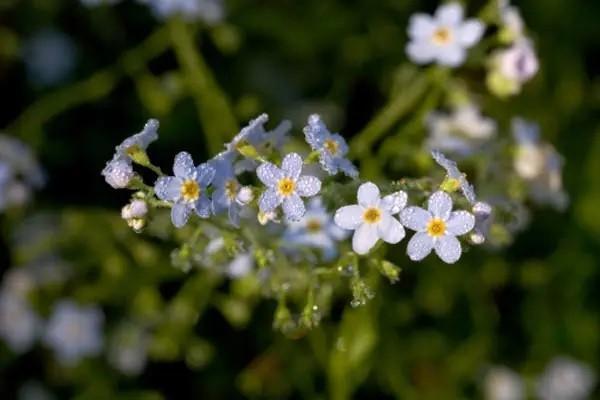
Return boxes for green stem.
[6,27,170,148]
[168,18,238,155]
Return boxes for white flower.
[43,300,104,365]
[483,366,525,400]
[108,322,148,376]
[236,186,254,205]
[400,191,475,263]
[334,182,407,255]
[227,252,254,278]
[496,40,539,83]
[427,105,497,156]
[431,150,477,204]
[536,357,597,400]
[406,2,485,67]
[0,291,40,353]
[257,153,322,222]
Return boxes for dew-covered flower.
[426,106,496,156]
[257,153,321,222]
[470,201,493,245]
[138,0,224,24]
[23,29,76,87]
[0,291,40,353]
[102,119,159,189]
[121,199,149,232]
[210,155,245,226]
[154,152,215,228]
[303,114,358,178]
[43,300,103,365]
[334,182,406,255]
[487,40,539,97]
[284,197,348,260]
[536,357,597,400]
[431,150,477,204]
[483,366,525,400]
[512,118,568,209]
[108,322,148,376]
[400,191,475,263]
[406,2,485,67]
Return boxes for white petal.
[428,191,453,220]
[258,188,282,212]
[408,13,437,39]
[406,232,434,261]
[434,235,462,263]
[400,206,431,231]
[296,175,322,197]
[154,176,181,202]
[256,162,283,187]
[282,194,305,221]
[334,205,364,230]
[406,41,436,64]
[281,152,303,179]
[352,224,379,255]
[377,214,405,244]
[171,203,191,228]
[196,163,215,186]
[457,20,484,47]
[381,191,408,214]
[357,182,380,207]
[435,44,466,67]
[173,152,195,178]
[446,210,475,235]
[435,2,464,26]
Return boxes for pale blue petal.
[281,153,303,179]
[194,196,212,218]
[446,210,475,236]
[352,224,379,255]
[296,175,321,197]
[400,206,431,232]
[171,202,191,228]
[154,176,181,201]
[377,214,405,244]
[428,191,453,220]
[259,188,282,212]
[434,234,462,263]
[282,194,305,221]
[357,182,380,207]
[196,162,215,187]
[407,232,434,261]
[334,205,364,230]
[256,162,283,187]
[435,2,464,26]
[173,152,195,178]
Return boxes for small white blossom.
[536,357,597,400]
[121,199,148,220]
[43,300,104,365]
[257,153,321,222]
[236,186,254,205]
[483,366,525,400]
[431,150,477,204]
[406,2,485,67]
[400,191,475,263]
[334,182,406,255]
[427,106,496,156]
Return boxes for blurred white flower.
[227,252,254,278]
[108,322,148,376]
[536,357,597,400]
[427,105,496,156]
[400,191,475,263]
[498,0,525,41]
[487,40,539,97]
[0,291,40,353]
[138,0,224,24]
[22,29,76,87]
[335,182,406,255]
[121,199,148,220]
[406,2,485,67]
[43,300,104,365]
[483,366,525,400]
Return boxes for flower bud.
[236,186,254,205]
[102,158,134,189]
[121,199,148,220]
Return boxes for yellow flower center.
[277,177,296,197]
[427,218,446,237]
[180,179,200,202]
[363,207,382,224]
[324,139,339,155]
[225,179,239,200]
[306,218,322,233]
[432,27,452,45]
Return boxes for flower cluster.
[81,0,224,23]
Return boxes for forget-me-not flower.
[210,154,246,226]
[334,182,407,255]
[257,153,321,222]
[138,0,224,24]
[102,119,159,188]
[400,191,475,263]
[154,152,215,228]
[284,197,348,260]
[431,150,477,204]
[535,357,597,400]
[406,2,485,67]
[303,114,358,178]
[0,291,40,353]
[43,300,104,365]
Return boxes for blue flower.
[431,150,477,204]
[210,154,245,227]
[23,29,76,87]
[283,197,348,260]
[257,153,321,222]
[154,152,215,228]
[139,0,224,24]
[102,119,159,189]
[303,114,358,178]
